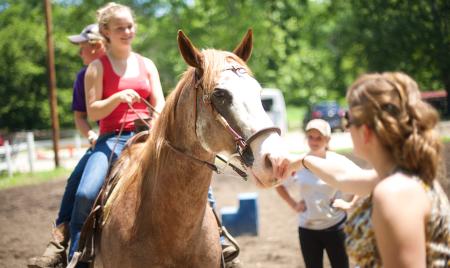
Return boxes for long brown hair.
[346,72,442,183]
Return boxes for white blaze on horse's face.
[210,60,290,188]
[214,62,273,133]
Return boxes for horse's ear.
[177,30,203,69]
[233,29,253,62]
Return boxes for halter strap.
[246,127,281,145]
[163,140,218,172]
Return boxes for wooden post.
[44,0,60,167]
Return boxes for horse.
[96,30,291,267]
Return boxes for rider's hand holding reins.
[118,89,141,104]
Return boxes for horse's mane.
[106,49,251,231]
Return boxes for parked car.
[303,101,345,132]
[261,88,288,135]
[421,90,448,117]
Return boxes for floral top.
[345,179,450,268]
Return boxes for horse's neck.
[139,85,215,241]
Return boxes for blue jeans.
[55,148,93,225]
[207,186,226,243]
[208,186,216,209]
[68,132,134,266]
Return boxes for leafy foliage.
[0,0,448,131]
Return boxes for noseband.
[214,114,281,167]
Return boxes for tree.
[333,0,450,111]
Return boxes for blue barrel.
[220,192,259,236]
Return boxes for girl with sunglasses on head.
[276,119,358,268]
[275,72,450,268]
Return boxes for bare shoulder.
[374,173,426,196]
[372,173,430,217]
[86,59,103,77]
[141,57,158,73]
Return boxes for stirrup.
[66,252,81,268]
[220,226,240,262]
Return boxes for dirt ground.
[1,145,449,268]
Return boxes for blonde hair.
[346,72,442,183]
[96,2,135,42]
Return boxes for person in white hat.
[275,118,358,268]
[28,23,106,268]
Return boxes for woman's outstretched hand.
[271,153,305,179]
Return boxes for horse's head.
[177,29,290,188]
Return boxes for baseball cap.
[305,119,331,137]
[68,24,103,44]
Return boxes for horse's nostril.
[264,154,272,169]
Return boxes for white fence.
[0,131,86,177]
[0,132,35,177]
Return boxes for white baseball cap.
[68,24,103,44]
[305,119,331,137]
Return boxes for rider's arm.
[85,60,141,121]
[74,111,92,138]
[85,60,120,121]
[74,111,98,146]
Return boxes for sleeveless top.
[345,178,450,267]
[99,53,152,134]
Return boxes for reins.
[126,96,248,180]
[122,65,281,182]
[105,97,160,169]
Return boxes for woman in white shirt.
[276,119,357,268]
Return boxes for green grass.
[0,167,70,190]
[442,136,450,143]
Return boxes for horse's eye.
[212,88,227,99]
[211,88,232,106]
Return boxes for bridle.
[213,112,281,167]
[193,65,281,178]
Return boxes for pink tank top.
[99,53,152,134]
